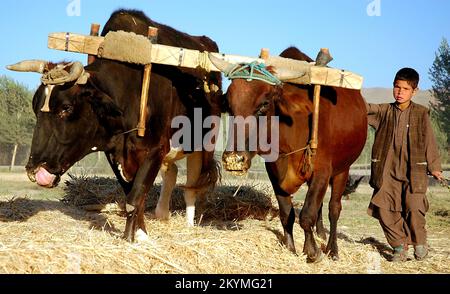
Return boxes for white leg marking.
[186,204,196,227]
[135,229,150,243]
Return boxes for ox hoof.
[150,208,170,221]
[326,248,339,261]
[329,254,339,261]
[325,244,339,260]
[135,229,150,243]
[306,250,324,263]
[285,243,297,255]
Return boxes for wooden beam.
[48,32,262,70]
[48,32,103,55]
[48,32,363,89]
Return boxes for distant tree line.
[429,38,450,163]
[0,76,35,170]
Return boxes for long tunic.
[367,102,442,212]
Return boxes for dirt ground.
[0,171,449,274]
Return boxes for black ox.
[7,9,222,241]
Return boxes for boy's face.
[393,80,418,107]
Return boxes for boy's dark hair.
[394,67,420,89]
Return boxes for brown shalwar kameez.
[366,102,441,248]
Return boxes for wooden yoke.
[310,48,333,154]
[137,26,158,137]
[88,24,100,64]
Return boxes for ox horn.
[59,61,85,83]
[42,61,86,85]
[6,60,48,73]
[208,53,236,75]
[273,67,308,81]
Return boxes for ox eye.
[256,101,270,116]
[58,104,74,119]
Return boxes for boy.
[366,67,444,262]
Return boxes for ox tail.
[199,151,222,192]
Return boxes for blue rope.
[225,61,282,85]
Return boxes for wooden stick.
[310,48,333,152]
[147,27,158,43]
[88,23,100,65]
[310,84,321,151]
[137,26,158,137]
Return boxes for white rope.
[198,51,210,72]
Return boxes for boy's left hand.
[431,171,444,181]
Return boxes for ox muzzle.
[26,163,61,188]
[222,151,253,176]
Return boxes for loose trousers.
[368,177,429,247]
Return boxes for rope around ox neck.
[226,61,282,85]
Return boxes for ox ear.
[79,83,122,118]
[274,88,312,116]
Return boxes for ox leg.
[135,192,149,241]
[300,174,330,263]
[184,152,203,227]
[154,162,178,220]
[326,169,348,260]
[275,195,296,253]
[124,152,161,242]
[316,203,327,241]
[105,152,132,194]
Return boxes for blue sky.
[0,0,449,91]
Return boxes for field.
[0,170,449,274]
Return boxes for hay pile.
[62,174,123,209]
[1,199,449,274]
[2,174,449,274]
[61,174,279,221]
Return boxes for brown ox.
[210,47,367,262]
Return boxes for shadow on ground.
[0,197,122,235]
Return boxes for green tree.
[430,112,448,164]
[0,76,35,170]
[354,127,374,166]
[429,38,450,151]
